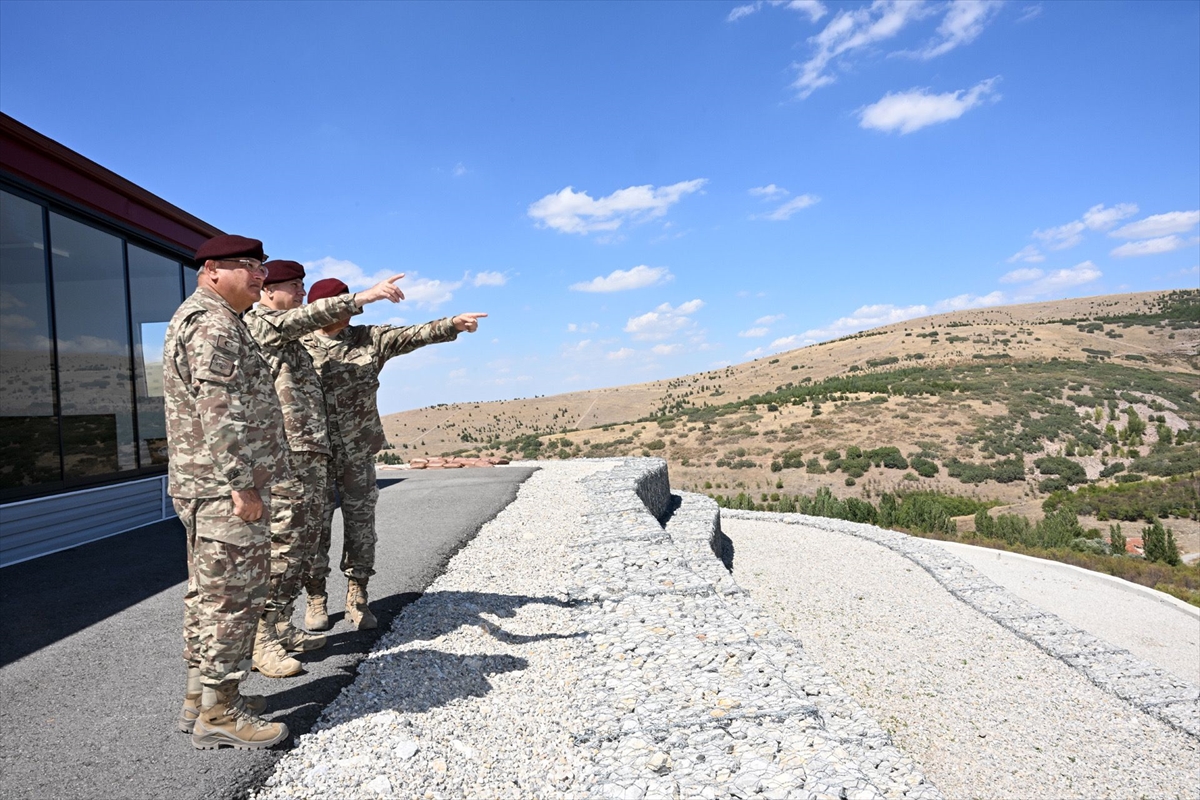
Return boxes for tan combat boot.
[304,582,330,631]
[179,667,267,733]
[252,613,303,678]
[275,601,327,652]
[345,579,377,630]
[191,683,288,750]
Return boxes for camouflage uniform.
[301,319,458,585]
[165,285,288,688]
[244,296,361,616]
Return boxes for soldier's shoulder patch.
[214,333,240,354]
[209,352,237,377]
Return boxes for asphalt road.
[0,466,536,800]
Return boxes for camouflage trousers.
[265,450,329,614]
[176,494,270,687]
[304,451,378,590]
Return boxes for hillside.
[381,289,1200,556]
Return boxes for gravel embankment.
[252,459,1197,800]
[723,515,1200,800]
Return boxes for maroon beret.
[263,260,305,285]
[194,234,266,266]
[308,278,350,303]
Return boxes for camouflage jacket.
[164,286,288,498]
[244,296,362,455]
[301,319,458,460]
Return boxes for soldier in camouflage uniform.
[243,260,405,676]
[164,235,288,750]
[300,277,486,630]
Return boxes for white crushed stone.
[723,516,1200,800]
[252,459,1197,800]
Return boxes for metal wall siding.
[0,477,175,568]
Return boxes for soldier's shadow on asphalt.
[268,590,588,725]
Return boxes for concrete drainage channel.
[721,509,1200,741]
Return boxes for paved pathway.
[0,466,534,800]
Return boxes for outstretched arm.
[371,311,487,366]
[248,275,406,345]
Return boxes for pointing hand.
[451,313,487,333]
[356,274,406,306]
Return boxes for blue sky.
[2,1,1198,414]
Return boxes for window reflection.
[0,191,60,494]
[128,245,182,466]
[49,213,136,479]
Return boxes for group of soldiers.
[164,234,485,750]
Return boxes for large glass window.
[49,213,136,480]
[128,244,182,467]
[0,190,60,494]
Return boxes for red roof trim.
[0,113,222,252]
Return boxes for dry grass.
[381,289,1200,552]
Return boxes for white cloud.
[936,291,1006,310]
[728,2,761,22]
[304,257,464,309]
[624,299,705,341]
[651,344,682,356]
[728,0,827,23]
[1024,203,1138,252]
[566,322,599,333]
[738,327,770,338]
[606,348,636,361]
[305,256,391,288]
[569,265,674,293]
[756,314,786,325]
[758,194,820,221]
[1019,261,1102,297]
[472,271,507,287]
[749,183,789,199]
[1110,235,1197,258]
[452,162,468,177]
[1110,210,1200,239]
[1000,267,1044,283]
[1017,4,1043,22]
[56,335,125,355]
[762,291,1006,353]
[1082,202,1138,231]
[448,368,468,379]
[1032,220,1087,251]
[398,276,464,309]
[1006,245,1045,264]
[859,77,1000,134]
[744,347,766,358]
[787,0,828,22]
[0,312,35,329]
[793,0,932,98]
[528,179,707,235]
[902,0,1001,60]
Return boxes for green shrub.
[910,456,939,477]
[1115,473,1144,483]
[1035,456,1087,485]
[1142,519,1182,566]
[1108,524,1126,556]
[1099,462,1126,478]
[1039,477,1070,493]
[645,439,665,450]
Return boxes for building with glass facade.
[0,113,221,566]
